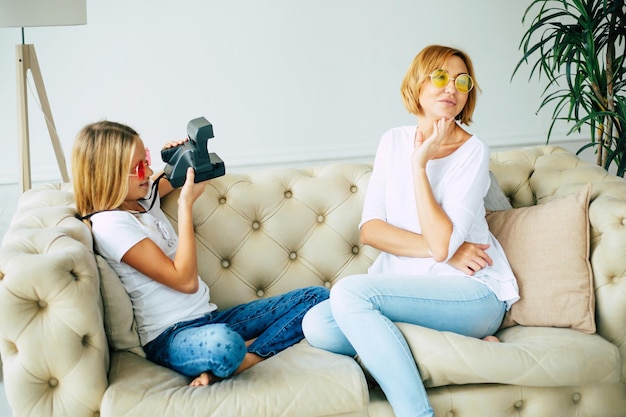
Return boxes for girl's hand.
[163,138,188,150]
[412,117,456,169]
[447,242,493,276]
[178,167,207,207]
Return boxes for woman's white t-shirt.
[361,126,519,309]
[91,194,217,345]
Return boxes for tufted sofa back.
[160,163,379,309]
[0,145,625,417]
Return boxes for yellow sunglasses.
[429,69,474,93]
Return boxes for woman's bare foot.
[482,335,500,343]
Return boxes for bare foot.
[189,351,264,387]
[482,335,500,343]
[190,372,218,387]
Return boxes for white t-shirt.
[91,192,217,345]
[361,126,519,308]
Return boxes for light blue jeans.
[144,286,329,379]
[302,274,506,417]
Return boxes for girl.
[72,121,328,386]
[302,45,520,417]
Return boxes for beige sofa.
[0,145,625,417]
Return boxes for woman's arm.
[411,118,455,261]
[122,168,205,293]
[361,218,493,274]
[360,219,431,258]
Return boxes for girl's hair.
[72,121,140,219]
[400,45,479,125]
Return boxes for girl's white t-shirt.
[361,126,519,309]
[91,194,217,345]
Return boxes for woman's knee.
[329,274,370,312]
[302,300,331,342]
[302,299,356,356]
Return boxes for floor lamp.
[0,0,87,192]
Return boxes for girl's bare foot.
[189,344,263,387]
[190,372,215,387]
[482,335,500,343]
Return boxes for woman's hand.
[448,242,493,276]
[412,117,456,169]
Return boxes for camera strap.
[75,172,167,221]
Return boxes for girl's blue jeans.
[302,274,506,417]
[144,286,329,379]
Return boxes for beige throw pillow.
[486,184,595,333]
[96,254,145,356]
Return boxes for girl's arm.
[155,173,175,198]
[122,168,205,294]
[156,139,189,198]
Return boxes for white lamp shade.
[0,0,87,27]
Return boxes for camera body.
[161,117,225,188]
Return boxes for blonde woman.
[73,121,328,386]
[302,45,519,417]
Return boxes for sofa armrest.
[0,185,109,417]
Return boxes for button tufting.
[218,197,226,204]
[352,246,359,254]
[284,190,292,198]
[514,400,523,409]
[221,260,230,268]
[572,392,581,403]
[445,411,454,417]
[38,300,47,309]
[256,289,265,297]
[0,271,3,280]
[350,185,357,193]
[324,281,332,289]
[48,378,58,387]
[289,252,297,260]
[252,221,260,230]
[317,215,324,223]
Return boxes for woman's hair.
[72,121,139,219]
[400,45,479,125]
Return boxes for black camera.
[161,117,225,188]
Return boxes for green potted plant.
[513,0,626,176]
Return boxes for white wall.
[0,0,593,184]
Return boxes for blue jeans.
[302,274,506,417]
[144,286,329,379]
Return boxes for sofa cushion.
[397,323,620,388]
[486,184,595,333]
[484,171,512,211]
[102,341,368,417]
[97,254,145,356]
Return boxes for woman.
[72,121,329,386]
[302,45,519,417]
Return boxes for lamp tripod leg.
[16,44,70,193]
